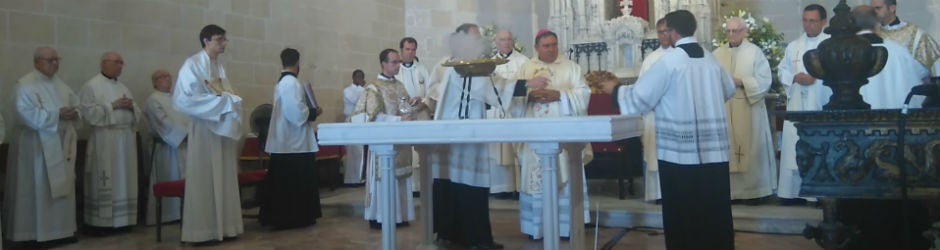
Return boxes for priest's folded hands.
[528,89,561,103]
[59,106,79,120]
[526,76,561,103]
[111,95,134,110]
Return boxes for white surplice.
[777,33,829,200]
[488,51,529,193]
[425,68,514,188]
[79,73,141,227]
[639,47,670,201]
[265,73,319,154]
[172,50,244,242]
[860,32,930,109]
[713,40,777,200]
[143,91,190,225]
[343,83,366,184]
[515,56,592,239]
[615,37,735,165]
[353,74,414,224]
[3,71,79,242]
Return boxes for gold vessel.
[442,58,509,77]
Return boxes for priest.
[79,51,142,232]
[424,23,512,250]
[639,18,673,203]
[489,29,528,199]
[855,6,930,109]
[352,48,417,229]
[342,69,366,185]
[397,37,430,194]
[516,29,592,240]
[172,24,244,244]
[712,18,776,204]
[777,4,830,205]
[598,10,736,250]
[143,69,189,225]
[4,47,80,246]
[261,48,323,229]
[871,0,940,75]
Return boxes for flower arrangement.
[712,10,785,88]
[481,24,525,57]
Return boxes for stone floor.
[37,182,823,250]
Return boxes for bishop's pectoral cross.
[734,145,745,162]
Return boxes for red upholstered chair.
[238,169,268,184]
[585,93,644,200]
[152,179,185,242]
[316,145,345,191]
[151,169,268,242]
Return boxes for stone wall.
[0,0,405,139]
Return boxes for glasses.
[724,28,746,34]
[38,57,61,63]
[209,36,228,43]
[657,28,672,35]
[104,59,124,65]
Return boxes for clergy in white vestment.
[352,48,417,229]
[3,47,79,244]
[488,29,529,197]
[143,70,189,225]
[342,69,367,185]
[397,37,430,193]
[599,10,736,250]
[424,24,513,249]
[855,6,930,109]
[260,48,323,230]
[172,24,244,244]
[872,0,940,76]
[639,18,673,202]
[777,4,830,204]
[712,18,776,202]
[516,29,592,240]
[79,52,142,230]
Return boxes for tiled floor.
[37,185,823,250]
[47,208,821,250]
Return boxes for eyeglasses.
[724,28,747,34]
[657,28,673,35]
[209,36,228,43]
[38,57,61,63]
[104,59,125,65]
